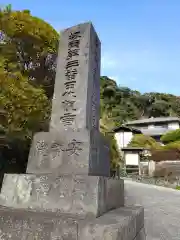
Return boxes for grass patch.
[175,186,180,190]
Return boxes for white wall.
[114,131,133,150]
[168,122,180,130]
[125,153,139,166]
[148,124,155,129]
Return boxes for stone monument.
[0,22,145,239]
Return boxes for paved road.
[124,180,180,240]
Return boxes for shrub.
[161,129,180,144]
[128,134,161,149]
[162,141,180,150]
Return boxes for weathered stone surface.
[135,228,146,240]
[0,174,124,218]
[0,207,78,240]
[0,206,144,240]
[106,178,124,210]
[50,22,100,132]
[27,131,110,177]
[79,206,144,240]
[0,174,106,218]
[25,22,110,178]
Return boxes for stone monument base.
[0,205,145,240]
[0,174,124,218]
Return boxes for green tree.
[0,69,50,177]
[100,112,122,171]
[0,6,59,98]
[0,70,50,141]
[100,76,180,127]
[149,100,170,117]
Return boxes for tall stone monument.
[0,23,145,239]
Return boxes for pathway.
[124,180,180,240]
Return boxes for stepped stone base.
[0,205,145,240]
[0,174,124,218]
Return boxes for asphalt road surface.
[124,180,180,240]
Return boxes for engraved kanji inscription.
[91,80,98,129]
[60,139,83,156]
[36,141,48,153]
[62,81,76,97]
[65,68,78,81]
[66,60,79,69]
[51,142,62,152]
[66,48,79,60]
[60,112,76,126]
[68,39,80,49]
[67,139,83,156]
[64,81,76,90]
[62,100,76,112]
[69,31,81,40]
[62,89,76,97]
[50,142,63,161]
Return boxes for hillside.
[100,76,180,129]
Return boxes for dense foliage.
[100,76,180,127]
[0,71,50,139]
[160,129,180,144]
[163,141,180,150]
[0,5,59,98]
[128,134,161,149]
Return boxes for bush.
[162,141,180,150]
[128,134,161,149]
[105,133,122,171]
[161,129,180,144]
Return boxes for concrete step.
[0,205,145,240]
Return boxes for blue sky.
[2,0,180,95]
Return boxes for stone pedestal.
[0,174,124,218]
[0,22,145,239]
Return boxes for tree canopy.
[0,70,50,140]
[100,77,180,127]
[0,5,59,98]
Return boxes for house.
[114,117,180,176]
[125,117,180,142]
[113,126,141,150]
[114,117,180,149]
[121,147,150,175]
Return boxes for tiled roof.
[125,117,180,125]
[113,126,141,133]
